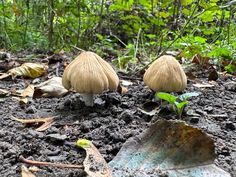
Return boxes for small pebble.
[47,133,67,142]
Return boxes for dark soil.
[0,56,235,177]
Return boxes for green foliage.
[0,0,235,74]
[224,64,236,74]
[156,92,199,119]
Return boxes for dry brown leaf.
[192,54,210,66]
[0,88,10,97]
[36,118,54,132]
[0,63,46,80]
[19,85,35,105]
[13,117,54,131]
[21,85,35,97]
[33,77,68,98]
[77,139,113,177]
[0,73,11,80]
[19,97,28,104]
[21,165,36,177]
[117,84,128,94]
[208,65,218,81]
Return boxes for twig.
[19,155,83,169]
[71,45,85,52]
[134,28,142,59]
[109,32,127,47]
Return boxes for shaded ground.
[0,55,235,177]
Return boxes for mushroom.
[62,51,119,106]
[143,55,187,92]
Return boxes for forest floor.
[0,52,235,177]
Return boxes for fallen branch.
[19,155,83,169]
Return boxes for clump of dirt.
[0,57,235,176]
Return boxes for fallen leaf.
[36,118,54,132]
[19,97,29,105]
[0,88,10,97]
[192,54,210,66]
[33,77,68,98]
[0,63,46,80]
[0,73,11,80]
[208,65,218,81]
[117,84,128,94]
[12,117,54,131]
[193,83,215,88]
[21,165,36,177]
[21,85,35,97]
[76,139,113,177]
[109,120,231,177]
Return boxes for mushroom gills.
[81,93,94,106]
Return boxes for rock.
[94,97,105,106]
[47,134,67,142]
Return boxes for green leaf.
[181,0,193,6]
[194,36,207,44]
[178,92,200,101]
[175,101,188,111]
[159,11,170,18]
[156,92,177,104]
[224,64,236,74]
[182,8,190,15]
[208,47,232,59]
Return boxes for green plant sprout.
[156,92,200,119]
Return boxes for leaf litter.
[0,63,46,80]
[76,139,113,177]
[12,116,55,132]
[21,165,36,177]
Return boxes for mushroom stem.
[82,93,94,106]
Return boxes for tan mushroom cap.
[143,55,187,92]
[62,51,119,94]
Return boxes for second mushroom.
[143,55,187,92]
[62,51,119,106]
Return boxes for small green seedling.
[156,92,199,119]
